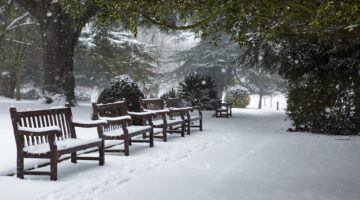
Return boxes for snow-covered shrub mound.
[178,73,217,110]
[97,75,144,111]
[225,86,250,108]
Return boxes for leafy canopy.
[58,0,360,43]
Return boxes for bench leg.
[162,127,167,142]
[142,133,147,139]
[187,120,191,135]
[17,152,24,179]
[181,122,185,137]
[71,152,77,164]
[124,136,130,156]
[99,142,105,166]
[200,119,203,131]
[128,138,132,146]
[50,153,58,181]
[149,130,154,147]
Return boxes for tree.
[235,37,285,109]
[278,39,360,134]
[0,1,40,99]
[13,0,98,104]
[169,34,241,97]
[13,0,360,105]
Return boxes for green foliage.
[178,73,217,109]
[160,88,178,106]
[161,88,177,99]
[225,87,250,108]
[97,75,144,111]
[279,40,360,135]
[58,1,360,44]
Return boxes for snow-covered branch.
[5,12,30,31]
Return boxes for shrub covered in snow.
[225,87,250,108]
[97,75,144,111]
[178,73,217,110]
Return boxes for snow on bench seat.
[104,125,152,137]
[72,119,107,125]
[152,118,184,126]
[23,138,102,154]
[144,109,169,113]
[18,126,61,132]
[99,116,131,122]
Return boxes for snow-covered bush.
[225,87,250,108]
[178,73,217,110]
[97,75,144,111]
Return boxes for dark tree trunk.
[258,88,263,109]
[40,21,80,104]
[1,69,17,98]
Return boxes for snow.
[99,116,131,122]
[17,125,61,133]
[104,125,152,137]
[72,119,107,125]
[23,138,102,154]
[0,98,360,200]
[128,111,156,116]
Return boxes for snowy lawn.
[1,98,360,200]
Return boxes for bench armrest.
[128,111,155,117]
[99,116,131,124]
[192,106,202,110]
[169,107,192,112]
[72,119,107,128]
[144,109,170,114]
[17,126,62,137]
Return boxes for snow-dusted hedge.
[225,86,250,108]
[97,75,144,111]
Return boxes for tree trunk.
[40,21,80,105]
[258,89,263,109]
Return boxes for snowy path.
[1,104,360,200]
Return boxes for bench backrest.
[213,98,222,109]
[139,98,165,121]
[92,101,129,132]
[139,98,164,110]
[93,101,128,118]
[166,98,185,108]
[10,105,75,148]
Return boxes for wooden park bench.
[166,98,203,134]
[92,100,154,156]
[139,98,186,142]
[10,104,107,181]
[214,99,233,118]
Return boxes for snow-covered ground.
[0,98,360,200]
